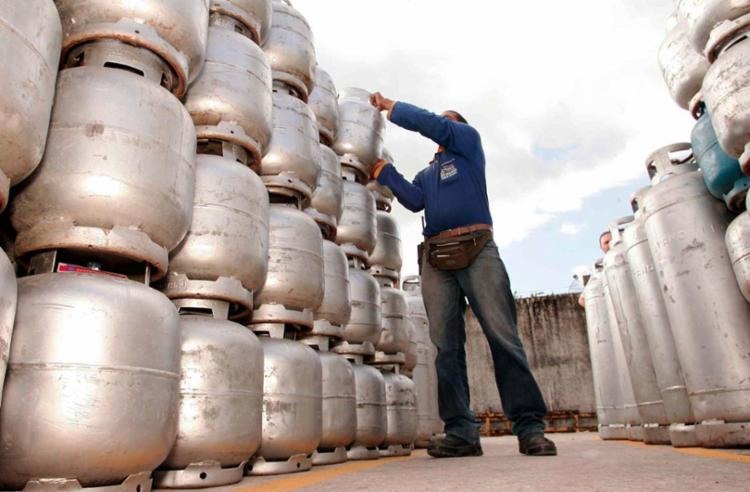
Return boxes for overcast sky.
[294,0,695,295]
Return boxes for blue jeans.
[421,239,548,443]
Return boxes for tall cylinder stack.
[0,1,209,489]
[0,1,427,486]
[580,2,750,450]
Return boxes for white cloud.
[293,0,694,279]
[560,223,585,236]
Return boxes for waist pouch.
[426,230,492,271]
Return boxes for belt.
[428,224,493,240]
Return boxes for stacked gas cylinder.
[0,0,436,490]
[582,0,750,451]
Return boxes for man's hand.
[370,92,395,113]
[371,159,389,180]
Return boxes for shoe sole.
[427,448,484,458]
[520,447,557,457]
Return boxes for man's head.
[599,231,612,253]
[442,110,468,124]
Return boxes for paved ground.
[169,433,750,492]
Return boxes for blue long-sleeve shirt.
[377,101,493,237]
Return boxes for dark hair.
[445,110,468,124]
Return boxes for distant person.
[578,230,613,307]
[369,92,557,458]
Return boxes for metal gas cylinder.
[0,249,17,409]
[379,370,417,456]
[702,15,750,173]
[403,319,418,376]
[9,66,196,281]
[623,188,698,447]
[403,276,442,446]
[676,0,750,55]
[367,148,396,213]
[184,24,273,168]
[263,0,316,101]
[605,217,671,444]
[155,303,264,488]
[727,211,750,301]
[692,104,750,211]
[309,67,340,147]
[334,88,385,182]
[0,0,61,212]
[55,0,210,97]
[644,143,750,447]
[252,205,324,330]
[262,91,321,207]
[602,267,643,441]
[311,240,351,338]
[375,284,410,358]
[658,15,709,111]
[307,145,344,240]
[163,150,269,318]
[348,359,387,460]
[250,335,322,475]
[337,179,378,263]
[584,262,629,440]
[312,350,357,466]
[0,272,180,490]
[333,265,382,356]
[210,0,272,45]
[369,211,403,282]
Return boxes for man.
[578,230,613,307]
[369,92,557,458]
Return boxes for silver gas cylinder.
[334,88,385,183]
[584,262,629,440]
[676,0,750,55]
[333,262,382,358]
[643,143,750,447]
[402,319,418,377]
[309,66,340,147]
[347,357,387,461]
[307,145,344,240]
[369,211,403,282]
[727,211,750,302]
[601,265,643,441]
[310,240,351,339]
[336,178,378,263]
[373,282,410,366]
[605,217,671,445]
[703,14,750,172]
[162,147,269,319]
[0,249,17,410]
[0,272,180,490]
[261,91,321,208]
[249,334,322,475]
[302,343,356,467]
[55,0,210,97]
[209,0,272,45]
[252,205,324,331]
[155,300,264,489]
[658,15,709,111]
[0,0,61,212]
[9,65,196,281]
[263,0,316,101]
[184,24,273,168]
[379,369,417,457]
[624,188,699,447]
[402,276,442,446]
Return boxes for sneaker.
[518,434,557,456]
[427,434,484,458]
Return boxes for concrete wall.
[465,293,596,417]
